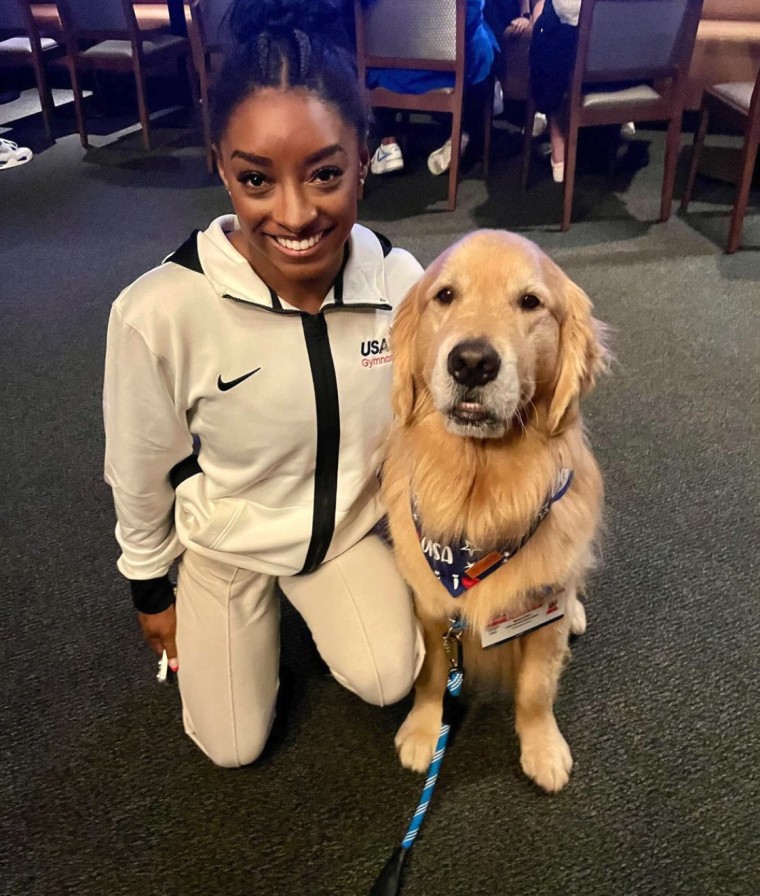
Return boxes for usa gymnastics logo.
[360,337,392,368]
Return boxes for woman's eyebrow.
[231,150,271,165]
[303,144,346,165]
[230,144,347,166]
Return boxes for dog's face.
[391,230,608,437]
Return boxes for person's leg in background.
[528,0,577,182]
[369,107,404,174]
[0,80,33,171]
[548,110,567,182]
[280,535,424,707]
[428,75,503,176]
[175,551,280,768]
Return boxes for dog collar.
[411,468,574,598]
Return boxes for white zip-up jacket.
[104,216,423,609]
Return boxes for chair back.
[578,0,703,84]
[57,0,137,38]
[354,0,462,72]
[191,0,233,50]
[0,0,28,32]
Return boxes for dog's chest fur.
[385,417,601,633]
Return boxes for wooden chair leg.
[660,114,683,222]
[399,111,409,159]
[67,58,88,148]
[183,52,199,108]
[448,107,464,211]
[30,52,55,140]
[726,135,758,254]
[134,63,151,151]
[482,73,493,178]
[199,70,214,174]
[561,121,578,232]
[521,96,535,191]
[606,125,619,177]
[680,102,709,212]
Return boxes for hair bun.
[228,0,345,44]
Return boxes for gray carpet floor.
[1,87,759,896]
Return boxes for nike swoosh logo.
[376,148,392,161]
[217,367,261,391]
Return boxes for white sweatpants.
[175,534,424,768]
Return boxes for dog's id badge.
[480,587,565,648]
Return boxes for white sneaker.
[621,121,636,140]
[532,112,547,138]
[0,138,33,170]
[493,80,504,116]
[370,142,403,174]
[427,131,470,175]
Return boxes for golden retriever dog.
[381,230,609,793]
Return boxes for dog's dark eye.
[435,287,455,305]
[520,294,541,311]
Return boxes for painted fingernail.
[168,658,179,672]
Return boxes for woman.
[103,0,424,768]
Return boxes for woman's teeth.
[273,232,324,251]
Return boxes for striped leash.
[369,620,466,895]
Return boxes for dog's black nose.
[447,340,501,387]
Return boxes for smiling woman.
[103,0,425,769]
[217,89,366,313]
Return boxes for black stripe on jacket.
[299,312,341,575]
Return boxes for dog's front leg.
[566,586,587,636]
[514,613,573,792]
[395,609,451,773]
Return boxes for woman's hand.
[138,606,179,671]
[505,15,532,38]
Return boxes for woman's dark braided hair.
[210,0,367,145]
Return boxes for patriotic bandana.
[412,469,574,598]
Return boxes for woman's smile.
[267,227,333,257]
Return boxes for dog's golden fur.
[382,230,609,792]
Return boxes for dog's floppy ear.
[389,280,422,424]
[548,277,610,434]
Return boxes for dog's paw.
[519,722,573,793]
[567,596,587,636]
[395,711,441,773]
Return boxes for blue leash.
[370,623,465,896]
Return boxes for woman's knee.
[332,662,412,706]
[182,706,274,768]
[333,625,424,707]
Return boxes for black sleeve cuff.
[130,575,176,614]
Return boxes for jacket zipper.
[299,312,341,574]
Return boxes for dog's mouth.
[442,385,524,438]
[449,400,495,426]
[446,399,507,437]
